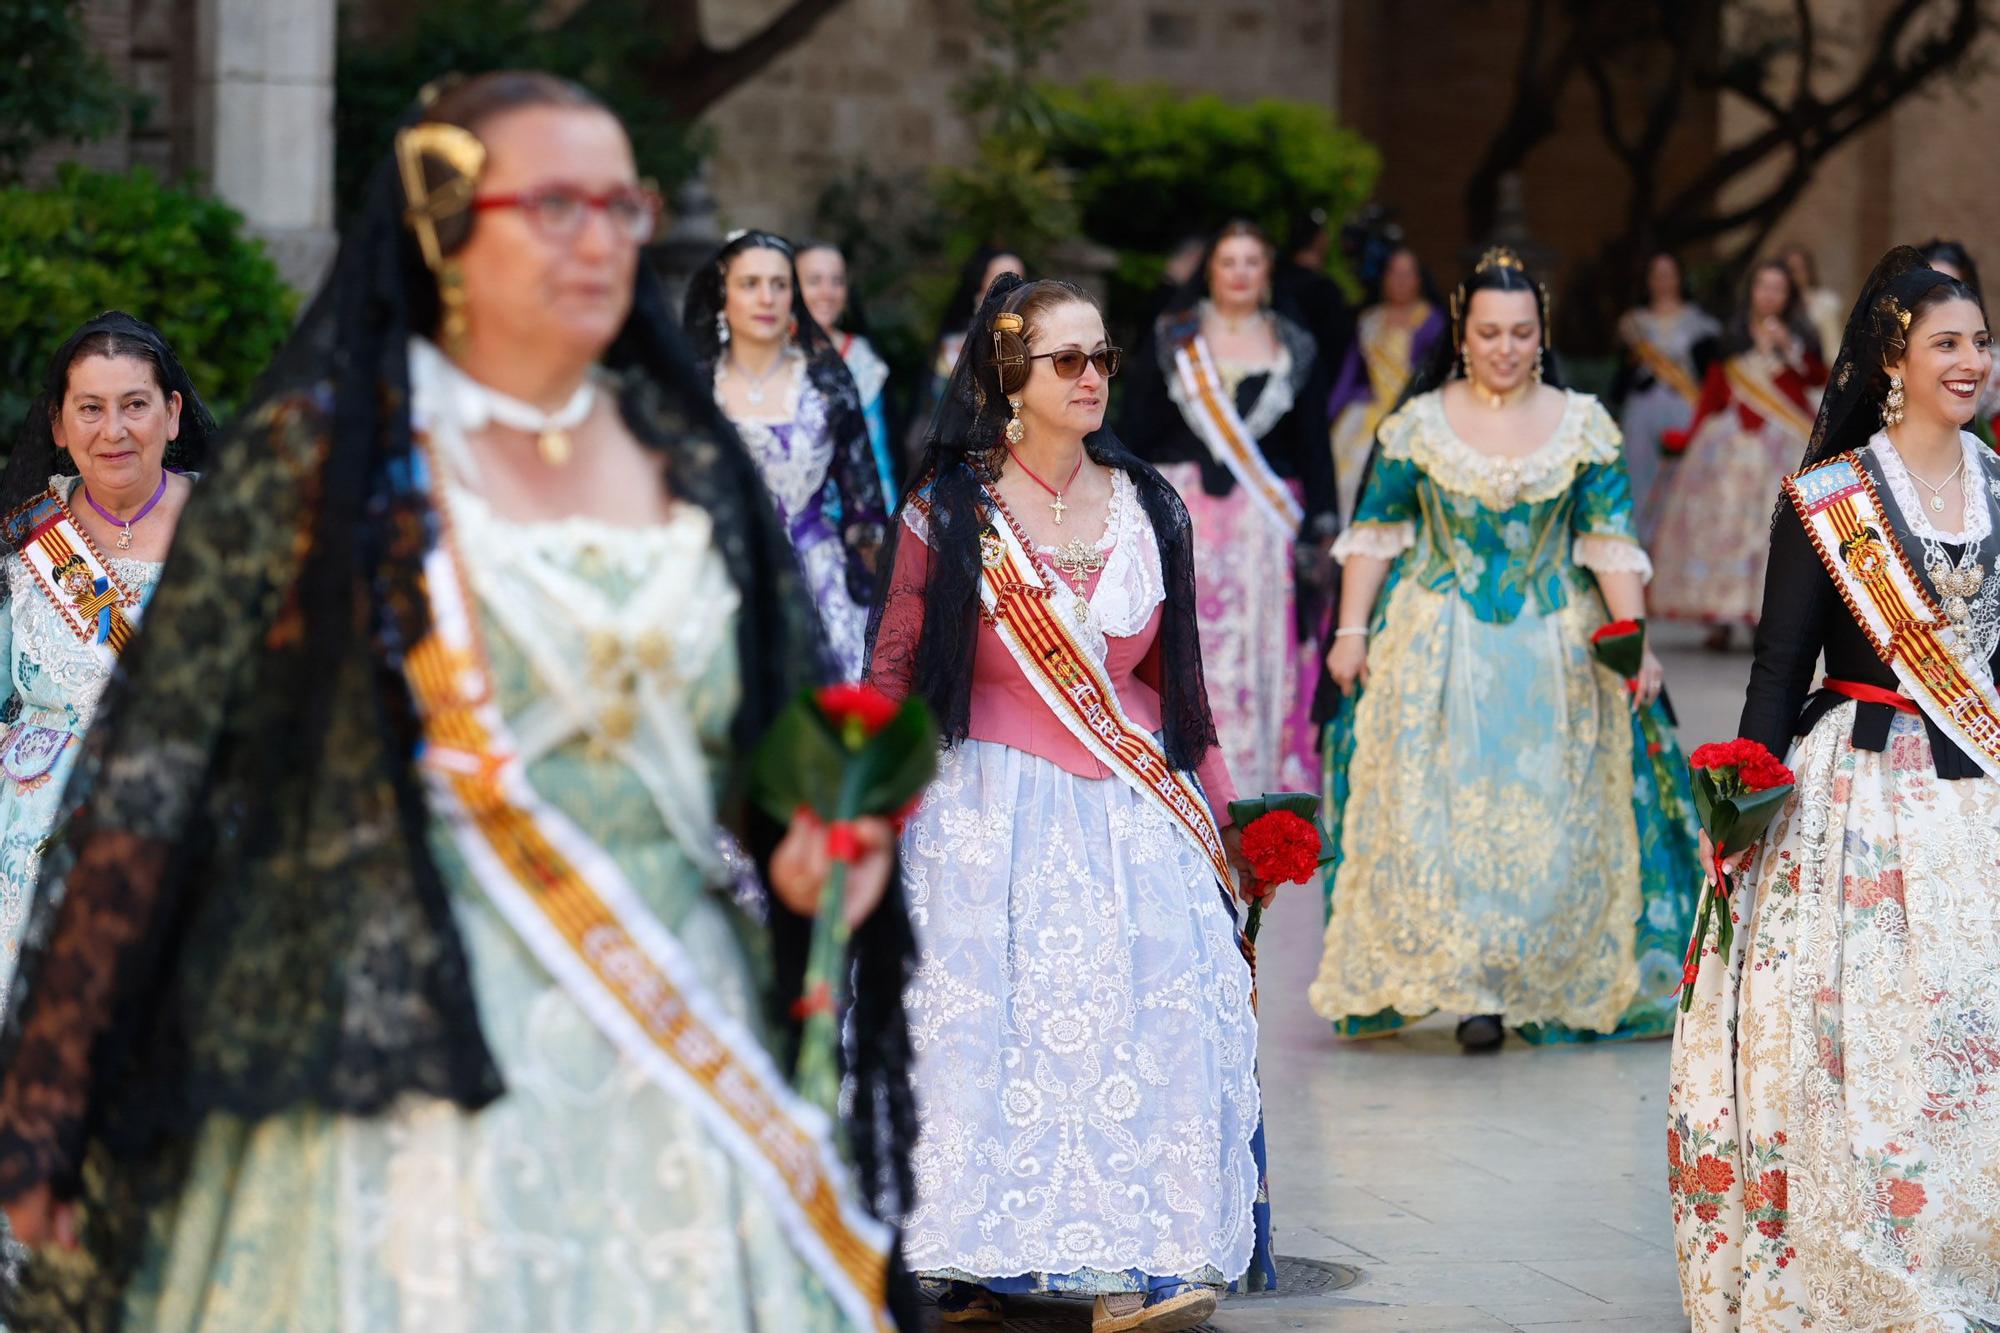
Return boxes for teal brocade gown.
[1309,390,1701,1043]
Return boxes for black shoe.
[1455,1014,1505,1052]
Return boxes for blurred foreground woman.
[0,72,916,1332]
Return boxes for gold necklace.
[1468,377,1530,410]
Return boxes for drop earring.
[439,262,469,357]
[1532,347,1545,381]
[715,311,731,350]
[1004,396,1026,445]
[1883,375,1906,427]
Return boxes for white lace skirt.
[898,739,1261,1288]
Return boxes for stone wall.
[699,0,1343,234]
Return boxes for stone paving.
[923,624,1753,1332]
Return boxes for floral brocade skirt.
[897,738,1272,1294]
[1159,465,1318,799]
[1648,416,1801,624]
[1670,705,2000,1331]
[1311,577,1700,1039]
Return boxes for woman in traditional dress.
[0,313,213,1003]
[1614,251,1720,544]
[1310,248,1702,1052]
[0,72,918,1332]
[1649,259,1826,646]
[1327,244,1444,524]
[1121,220,1335,798]
[798,240,898,501]
[1782,242,1845,366]
[684,231,884,681]
[1671,245,2000,1332]
[871,275,1273,1331]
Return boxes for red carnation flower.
[1591,619,1642,643]
[814,683,900,741]
[1240,810,1323,887]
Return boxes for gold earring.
[439,261,469,357]
[1883,375,1906,427]
[1533,347,1545,381]
[1004,396,1026,445]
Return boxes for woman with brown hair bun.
[871,274,1273,1331]
[0,72,916,1332]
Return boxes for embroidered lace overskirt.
[899,739,1261,1290]
[1670,706,2000,1332]
[1309,579,1642,1030]
[1158,463,1315,797]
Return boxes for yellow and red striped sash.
[1172,335,1305,539]
[1786,454,2000,778]
[1726,357,1816,441]
[404,447,893,1331]
[944,487,1232,886]
[1630,336,1701,409]
[3,486,140,667]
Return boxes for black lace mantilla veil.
[867,273,1221,772]
[681,230,887,604]
[1796,244,1966,474]
[0,83,917,1328]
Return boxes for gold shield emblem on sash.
[979,526,1005,569]
[1840,526,1891,584]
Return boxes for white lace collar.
[1031,469,1163,640]
[1869,430,1993,544]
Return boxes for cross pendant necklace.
[1004,444,1085,525]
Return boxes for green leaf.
[849,699,942,815]
[748,693,848,822]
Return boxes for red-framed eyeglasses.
[472,185,664,244]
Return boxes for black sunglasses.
[1030,346,1122,379]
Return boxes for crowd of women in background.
[1,60,1999,1333]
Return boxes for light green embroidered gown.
[115,489,854,1332]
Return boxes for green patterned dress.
[1309,389,1702,1042]
[112,487,855,1331]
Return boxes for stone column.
[193,0,338,292]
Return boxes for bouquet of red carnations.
[1225,791,1333,945]
[1678,738,1795,1012]
[751,683,938,1113]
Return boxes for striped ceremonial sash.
[1630,337,1700,409]
[1786,455,2000,779]
[1725,357,1815,440]
[951,488,1232,886]
[3,487,140,667]
[1172,336,1305,538]
[404,447,894,1331]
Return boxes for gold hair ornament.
[395,122,487,355]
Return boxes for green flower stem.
[793,761,869,1119]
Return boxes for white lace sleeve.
[900,501,932,546]
[1573,534,1654,580]
[1333,521,1415,561]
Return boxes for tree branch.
[579,0,850,119]
[1462,0,1591,241]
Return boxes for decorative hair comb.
[1474,247,1527,275]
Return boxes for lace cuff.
[1573,533,1654,580]
[1333,521,1414,561]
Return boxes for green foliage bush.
[335,0,708,215]
[1043,80,1381,305]
[0,166,295,430]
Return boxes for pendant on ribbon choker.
[83,472,169,550]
